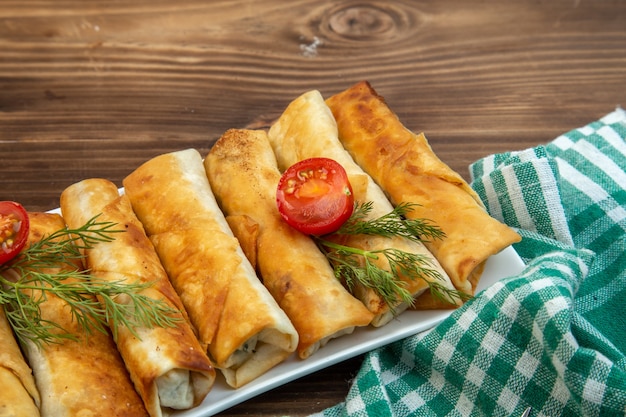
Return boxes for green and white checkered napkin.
[312,108,626,417]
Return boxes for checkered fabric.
[312,108,626,417]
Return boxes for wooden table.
[2,1,625,415]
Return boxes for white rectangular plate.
[174,245,525,417]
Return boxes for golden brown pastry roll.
[225,214,260,269]
[326,81,521,295]
[60,179,215,417]
[267,90,459,323]
[123,148,299,388]
[0,306,40,417]
[205,129,374,359]
[15,212,149,417]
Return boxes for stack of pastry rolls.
[267,89,459,321]
[0,80,521,416]
[123,148,299,388]
[60,180,215,417]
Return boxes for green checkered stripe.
[312,108,626,417]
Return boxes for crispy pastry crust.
[124,149,298,388]
[267,90,459,320]
[326,81,521,295]
[18,212,149,417]
[205,129,374,359]
[60,179,215,417]
[0,307,40,417]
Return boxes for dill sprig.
[315,202,470,312]
[0,216,181,347]
[336,202,446,243]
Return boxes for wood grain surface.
[2,1,625,416]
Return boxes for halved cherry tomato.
[276,157,354,235]
[0,201,30,265]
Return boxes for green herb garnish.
[0,216,181,347]
[315,202,470,312]
[336,202,446,243]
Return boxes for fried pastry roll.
[60,179,215,417]
[267,90,459,322]
[13,212,149,417]
[123,148,299,388]
[326,81,521,295]
[205,129,374,359]
[0,306,40,417]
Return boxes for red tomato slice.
[276,157,354,235]
[0,201,30,265]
